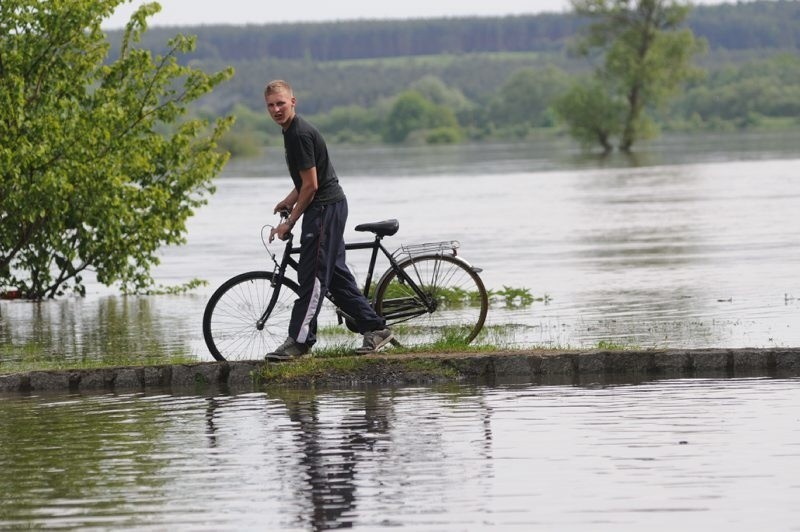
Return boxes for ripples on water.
[1,377,799,530]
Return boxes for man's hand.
[269,221,292,242]
[273,201,293,215]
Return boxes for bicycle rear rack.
[392,240,460,261]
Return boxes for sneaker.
[266,337,310,361]
[356,328,394,354]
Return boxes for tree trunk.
[620,1,657,152]
[619,85,641,152]
[598,130,613,154]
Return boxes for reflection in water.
[0,295,204,368]
[286,389,373,529]
[202,387,492,530]
[1,378,799,530]
[0,392,169,528]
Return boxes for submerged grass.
[0,350,198,376]
[595,340,640,351]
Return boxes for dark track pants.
[289,198,385,346]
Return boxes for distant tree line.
[122,1,799,63]
[119,15,581,63]
[690,0,800,49]
[215,51,800,157]
[104,0,800,155]
[669,52,800,129]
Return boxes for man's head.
[264,80,296,129]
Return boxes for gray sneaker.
[266,337,310,361]
[356,328,394,354]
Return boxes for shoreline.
[1,347,799,395]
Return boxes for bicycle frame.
[256,229,434,330]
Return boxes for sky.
[103,0,737,28]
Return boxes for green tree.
[554,77,625,152]
[0,1,233,299]
[671,53,800,129]
[409,75,471,112]
[570,0,706,151]
[313,104,385,144]
[220,104,271,157]
[489,66,571,132]
[382,90,460,144]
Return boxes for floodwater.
[1,376,799,530]
[2,132,800,531]
[1,131,800,363]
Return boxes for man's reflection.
[203,385,494,531]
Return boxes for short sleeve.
[296,132,316,171]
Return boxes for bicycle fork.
[257,238,295,330]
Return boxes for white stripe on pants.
[296,277,322,344]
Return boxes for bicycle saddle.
[354,219,399,236]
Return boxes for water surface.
[1,377,798,530]
[1,133,799,364]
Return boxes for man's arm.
[288,167,318,225]
[271,167,318,241]
[274,189,299,214]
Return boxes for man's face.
[265,89,296,128]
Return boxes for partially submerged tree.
[560,0,705,152]
[0,1,233,299]
[553,77,625,153]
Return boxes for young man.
[264,80,393,360]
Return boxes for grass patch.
[391,342,498,355]
[378,281,539,309]
[259,351,460,384]
[380,281,486,308]
[488,286,550,307]
[299,335,500,371]
[140,278,209,295]
[261,355,372,381]
[0,351,198,376]
[595,340,639,351]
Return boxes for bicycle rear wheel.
[374,254,488,348]
[203,271,298,361]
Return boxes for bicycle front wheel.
[374,254,488,348]
[203,271,298,361]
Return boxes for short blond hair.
[264,80,293,97]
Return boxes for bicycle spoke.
[203,272,298,361]
[375,255,487,348]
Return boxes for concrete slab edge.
[1,348,798,395]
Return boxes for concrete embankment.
[1,348,799,394]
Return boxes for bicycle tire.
[374,254,488,348]
[203,271,299,361]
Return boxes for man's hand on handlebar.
[269,209,294,242]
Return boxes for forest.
[108,0,800,155]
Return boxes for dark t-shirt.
[282,114,345,205]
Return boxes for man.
[264,80,393,360]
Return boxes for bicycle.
[202,212,488,361]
